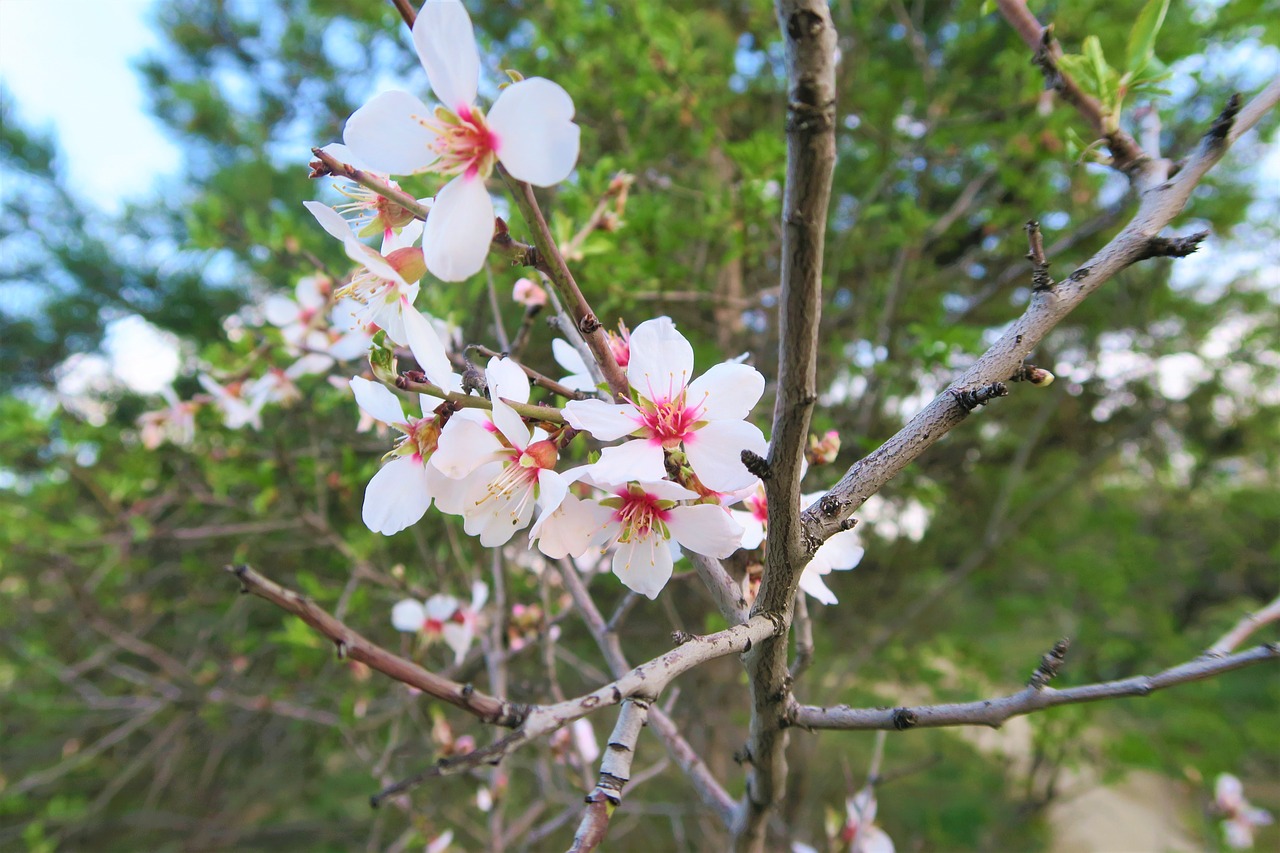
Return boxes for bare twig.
[396,374,566,424]
[1206,593,1280,657]
[227,564,528,726]
[569,698,652,852]
[792,643,1279,731]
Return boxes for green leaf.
[1126,0,1171,76]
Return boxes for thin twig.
[569,697,652,852]
[1205,593,1280,657]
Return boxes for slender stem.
[1206,593,1280,657]
[466,344,588,400]
[499,168,630,399]
[396,375,566,424]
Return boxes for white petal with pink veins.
[686,362,765,422]
[626,317,694,402]
[343,90,439,175]
[684,419,766,492]
[488,78,580,187]
[363,456,434,535]
[412,0,479,113]
[391,599,426,631]
[665,504,743,559]
[612,534,674,599]
[434,417,504,478]
[350,376,408,427]
[563,399,641,440]
[588,439,666,486]
[403,305,461,392]
[424,174,494,281]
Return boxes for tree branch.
[792,643,1278,731]
[569,697,651,852]
[804,78,1280,547]
[1206,593,1280,657]
[226,564,528,726]
[736,2,839,848]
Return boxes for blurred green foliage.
[2,0,1278,850]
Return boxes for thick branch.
[736,2,838,849]
[226,564,527,726]
[793,643,1278,730]
[805,79,1280,546]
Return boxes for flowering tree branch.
[803,76,1280,547]
[791,642,1279,731]
[396,374,568,424]
[735,1,839,848]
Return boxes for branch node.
[1025,219,1054,291]
[741,449,771,480]
[578,313,603,336]
[672,630,696,646]
[839,517,859,532]
[951,382,1009,414]
[733,745,753,765]
[460,683,475,698]
[1028,637,1071,689]
[1138,231,1210,261]
[818,493,842,517]
[891,708,918,730]
[1206,93,1243,147]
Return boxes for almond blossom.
[390,581,488,664]
[137,386,197,449]
[198,374,266,430]
[318,143,421,239]
[304,200,425,345]
[1216,773,1274,850]
[432,357,568,546]
[351,375,454,535]
[531,477,744,599]
[563,317,766,492]
[342,0,580,281]
[843,785,895,853]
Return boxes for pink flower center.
[747,491,768,523]
[636,390,705,448]
[613,487,670,542]
[426,104,500,180]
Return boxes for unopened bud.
[512,277,547,307]
[385,246,427,284]
[368,334,399,386]
[805,430,841,465]
[1027,367,1055,387]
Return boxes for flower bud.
[385,246,427,284]
[805,430,841,465]
[512,277,547,307]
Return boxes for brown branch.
[569,697,651,852]
[804,79,1280,547]
[1024,219,1053,291]
[994,0,1148,175]
[1206,593,1280,657]
[736,2,839,849]
[226,564,528,726]
[499,169,630,400]
[389,0,415,29]
[396,374,566,424]
[792,643,1279,731]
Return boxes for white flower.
[391,581,488,664]
[563,317,767,493]
[318,142,424,239]
[342,0,580,282]
[351,376,453,535]
[198,374,265,430]
[532,477,744,599]
[1216,773,1274,850]
[432,357,567,546]
[845,785,895,853]
[137,386,196,449]
[263,274,332,349]
[305,201,424,345]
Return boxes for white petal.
[536,468,568,518]
[424,174,494,282]
[532,493,614,559]
[362,456,434,535]
[684,419,767,492]
[686,362,766,422]
[813,529,864,571]
[665,504,743,559]
[425,594,459,621]
[736,512,766,549]
[486,357,531,448]
[350,376,408,427]
[382,218,425,253]
[612,534,674,599]
[305,200,356,243]
[412,0,479,111]
[442,622,473,664]
[626,317,694,403]
[632,478,701,502]
[391,599,426,632]
[434,417,504,478]
[563,399,641,440]
[587,439,666,485]
[403,305,461,391]
[263,295,300,327]
[798,566,839,605]
[343,90,438,175]
[470,580,489,610]
[431,460,492,515]
[464,477,535,547]
[553,337,589,376]
[296,275,330,308]
[488,78,580,187]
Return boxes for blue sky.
[0,0,181,212]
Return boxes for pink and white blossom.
[342,0,581,282]
[390,581,488,664]
[351,375,453,535]
[263,274,332,349]
[532,477,744,599]
[512,277,547,308]
[563,317,767,492]
[305,200,424,345]
[432,357,567,546]
[1216,773,1273,850]
[198,374,266,430]
[137,386,197,449]
[318,143,424,239]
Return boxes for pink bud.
[512,277,547,307]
